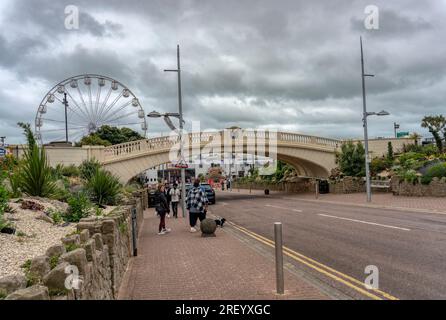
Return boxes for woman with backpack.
[154,184,171,235]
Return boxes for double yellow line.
[227,221,399,300]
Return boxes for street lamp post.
[394,122,400,138]
[63,92,69,143]
[164,45,186,218]
[360,37,389,203]
[147,110,185,216]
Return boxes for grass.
[16,231,28,237]
[118,222,128,235]
[20,259,40,287]
[49,254,60,269]
[64,243,81,252]
[0,289,7,299]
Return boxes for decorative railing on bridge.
[102,131,341,162]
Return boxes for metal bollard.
[131,207,138,256]
[274,222,284,294]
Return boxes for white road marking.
[219,202,229,206]
[265,204,303,213]
[317,213,411,231]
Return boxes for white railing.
[102,130,341,162]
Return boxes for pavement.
[118,209,330,300]
[212,190,446,299]
[119,190,446,300]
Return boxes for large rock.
[101,220,116,234]
[79,229,90,243]
[5,285,50,300]
[92,233,103,251]
[43,262,71,291]
[46,244,66,258]
[36,213,54,224]
[83,239,96,262]
[61,248,88,275]
[62,234,80,246]
[30,255,51,279]
[0,275,27,295]
[200,219,217,237]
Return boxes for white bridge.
[12,130,411,184]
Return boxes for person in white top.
[169,183,181,218]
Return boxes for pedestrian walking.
[154,184,171,235]
[169,183,181,218]
[165,183,172,210]
[186,179,209,233]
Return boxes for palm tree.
[409,132,422,146]
[421,115,446,153]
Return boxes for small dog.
[214,218,226,228]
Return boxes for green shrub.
[397,152,426,168]
[370,157,388,176]
[66,192,92,222]
[421,162,446,185]
[0,289,7,299]
[7,170,22,198]
[61,165,80,177]
[400,169,419,184]
[65,243,81,252]
[335,141,365,177]
[79,159,101,180]
[46,208,64,225]
[86,169,121,206]
[49,254,60,269]
[52,187,71,203]
[19,144,57,197]
[21,259,31,272]
[118,222,128,235]
[16,122,57,197]
[0,184,10,231]
[0,184,8,214]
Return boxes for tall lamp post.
[164,45,187,218]
[360,36,390,203]
[394,122,400,138]
[63,92,69,143]
[147,110,186,217]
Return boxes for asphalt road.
[210,191,446,300]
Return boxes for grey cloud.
[1,0,446,144]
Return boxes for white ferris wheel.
[34,74,147,144]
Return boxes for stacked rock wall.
[1,189,147,300]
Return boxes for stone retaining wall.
[0,189,147,300]
[391,177,446,197]
[328,177,366,194]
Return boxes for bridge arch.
[99,130,338,184]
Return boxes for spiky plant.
[17,123,56,197]
[86,169,121,206]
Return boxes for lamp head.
[376,110,390,116]
[148,110,162,118]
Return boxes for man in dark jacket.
[155,184,171,235]
[186,179,208,233]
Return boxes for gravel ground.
[0,199,76,278]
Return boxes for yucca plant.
[17,123,56,197]
[79,159,101,180]
[86,169,121,206]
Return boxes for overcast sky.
[0,0,445,144]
